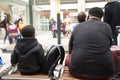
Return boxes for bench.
[0,44,15,53]
[61,66,114,80]
[1,71,49,80]
[0,64,49,80]
[61,66,80,80]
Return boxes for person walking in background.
[60,21,66,37]
[68,7,114,80]
[1,13,11,44]
[11,25,45,75]
[17,14,24,30]
[52,23,57,38]
[17,14,25,38]
[7,22,19,44]
[103,0,120,45]
[49,18,56,31]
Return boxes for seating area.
[0,45,120,80]
[2,71,49,80]
[0,66,79,80]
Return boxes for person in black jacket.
[2,13,11,44]
[11,25,45,75]
[103,0,120,45]
[68,7,114,80]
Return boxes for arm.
[11,49,18,66]
[106,24,113,46]
[68,33,73,54]
[37,44,45,69]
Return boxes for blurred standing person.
[17,14,25,38]
[2,13,11,44]
[52,23,57,38]
[103,0,120,45]
[49,18,56,31]
[60,21,66,37]
[18,14,23,23]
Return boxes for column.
[50,0,57,21]
[8,5,13,22]
[29,0,33,25]
[56,0,61,45]
[78,0,85,12]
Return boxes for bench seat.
[2,71,49,79]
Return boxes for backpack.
[7,24,18,37]
[42,45,65,76]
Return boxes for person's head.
[21,25,35,37]
[77,12,86,22]
[5,13,11,21]
[88,7,103,19]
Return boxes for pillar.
[50,0,57,21]
[29,0,33,25]
[78,0,85,12]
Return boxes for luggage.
[42,45,65,76]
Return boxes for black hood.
[15,38,38,55]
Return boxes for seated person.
[68,7,114,80]
[11,25,45,75]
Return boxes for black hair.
[88,7,103,19]
[21,25,35,37]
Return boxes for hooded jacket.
[11,37,45,75]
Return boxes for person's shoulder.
[101,21,111,28]
[105,1,116,7]
[115,1,120,5]
[107,1,120,5]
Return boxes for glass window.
[36,0,50,5]
[61,0,77,4]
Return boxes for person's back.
[11,25,45,75]
[68,7,114,80]
[103,0,120,45]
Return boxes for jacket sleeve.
[37,44,45,69]
[11,49,18,66]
